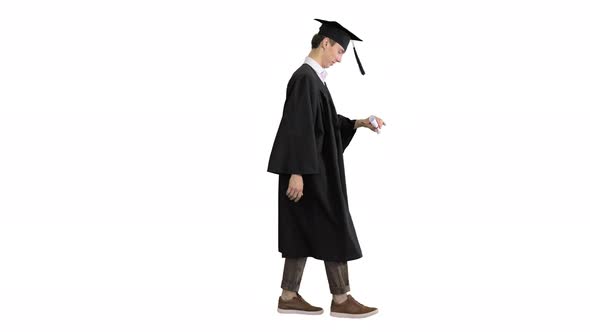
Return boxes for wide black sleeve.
[267,75,319,175]
[337,114,357,151]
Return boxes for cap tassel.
[353,43,365,75]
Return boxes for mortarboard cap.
[315,18,365,75]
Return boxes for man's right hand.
[286,174,304,202]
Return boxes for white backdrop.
[1,0,589,331]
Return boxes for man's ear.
[322,37,330,48]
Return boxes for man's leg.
[281,257,307,300]
[324,261,378,318]
[324,261,350,303]
[277,257,323,314]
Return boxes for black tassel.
[353,44,365,75]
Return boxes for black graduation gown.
[267,64,362,262]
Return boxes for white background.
[1,0,589,331]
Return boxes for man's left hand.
[355,116,386,132]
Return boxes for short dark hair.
[311,34,336,49]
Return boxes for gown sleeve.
[337,114,357,151]
[267,74,319,175]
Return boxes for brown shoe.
[277,293,324,315]
[330,295,378,318]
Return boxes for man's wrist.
[354,119,363,129]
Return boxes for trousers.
[281,257,350,295]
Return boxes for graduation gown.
[267,64,362,262]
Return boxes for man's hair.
[311,34,336,49]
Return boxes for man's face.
[323,40,345,68]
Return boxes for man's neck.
[308,50,324,68]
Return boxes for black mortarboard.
[315,18,365,75]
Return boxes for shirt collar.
[304,56,327,83]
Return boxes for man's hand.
[286,174,304,203]
[355,116,386,132]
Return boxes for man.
[267,19,385,318]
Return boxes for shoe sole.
[330,309,379,318]
[277,308,324,315]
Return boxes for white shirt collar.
[304,56,327,83]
